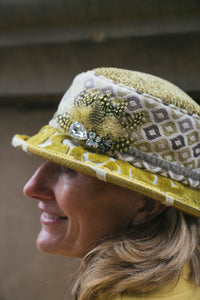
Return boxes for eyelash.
[60,165,74,174]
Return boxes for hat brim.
[12,124,200,217]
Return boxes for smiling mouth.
[43,212,68,220]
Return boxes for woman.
[12,67,200,299]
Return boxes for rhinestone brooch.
[69,122,112,153]
[69,122,88,140]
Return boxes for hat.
[12,67,200,217]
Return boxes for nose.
[23,161,55,201]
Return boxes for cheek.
[55,176,132,238]
[55,182,89,218]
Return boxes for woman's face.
[23,161,144,257]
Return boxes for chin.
[36,234,58,255]
[36,228,63,255]
[36,230,79,257]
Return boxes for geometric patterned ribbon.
[124,148,200,181]
[50,70,200,189]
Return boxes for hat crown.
[49,69,200,189]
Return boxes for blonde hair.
[73,207,200,300]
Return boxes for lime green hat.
[12,67,200,217]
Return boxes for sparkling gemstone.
[89,131,96,139]
[93,142,99,148]
[95,136,101,143]
[99,139,113,153]
[86,139,93,146]
[69,122,87,140]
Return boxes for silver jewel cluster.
[69,122,112,153]
[86,132,101,148]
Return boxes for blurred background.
[1,1,200,299]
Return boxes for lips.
[43,212,68,220]
[38,203,68,225]
[40,212,68,225]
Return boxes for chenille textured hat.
[12,67,200,217]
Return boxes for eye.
[62,166,74,173]
[60,165,76,175]
[52,163,76,177]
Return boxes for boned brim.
[12,125,200,217]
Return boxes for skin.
[23,161,165,258]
